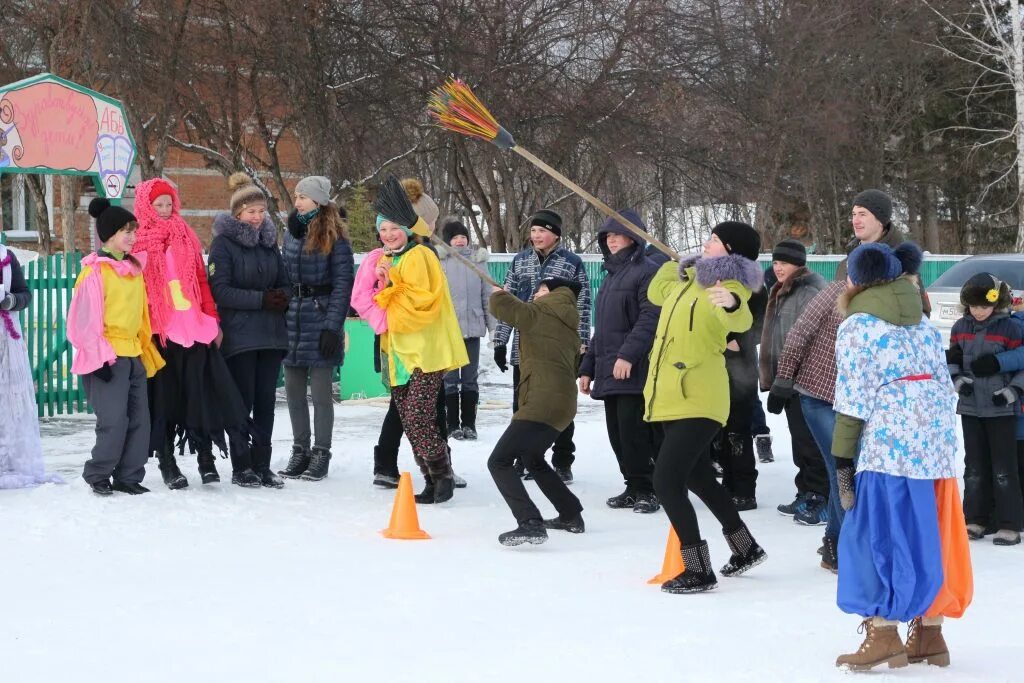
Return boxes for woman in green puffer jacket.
[645,222,769,594]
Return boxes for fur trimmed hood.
[436,243,489,264]
[679,252,764,290]
[213,212,278,249]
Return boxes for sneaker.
[993,529,1021,546]
[732,496,757,512]
[606,488,637,509]
[777,492,809,516]
[794,494,828,526]
[373,472,400,489]
[755,434,774,463]
[633,492,660,514]
[556,466,573,484]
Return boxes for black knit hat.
[711,221,760,261]
[530,209,562,237]
[88,197,136,243]
[852,189,893,226]
[538,277,581,299]
[961,272,1012,310]
[771,239,806,267]
[442,220,470,245]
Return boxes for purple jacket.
[580,210,661,398]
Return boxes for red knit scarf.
[133,179,204,344]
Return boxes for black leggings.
[653,418,744,546]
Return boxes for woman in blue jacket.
[277,177,354,482]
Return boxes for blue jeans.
[799,394,843,539]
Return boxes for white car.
[927,254,1024,345]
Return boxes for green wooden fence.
[16,251,964,416]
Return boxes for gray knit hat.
[852,189,892,226]
[295,176,332,206]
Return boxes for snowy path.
[2,368,1020,682]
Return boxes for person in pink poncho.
[132,178,251,490]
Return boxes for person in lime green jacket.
[645,222,768,594]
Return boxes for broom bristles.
[428,78,508,144]
[374,174,420,228]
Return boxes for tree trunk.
[1012,0,1024,252]
[25,175,52,254]
[61,176,79,253]
[923,183,941,253]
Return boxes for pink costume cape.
[352,248,389,333]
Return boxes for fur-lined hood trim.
[679,252,764,290]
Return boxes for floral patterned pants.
[392,369,452,480]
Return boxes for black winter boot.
[279,445,310,479]
[373,445,400,488]
[300,446,331,481]
[633,491,660,514]
[197,452,220,484]
[231,469,262,487]
[460,390,479,440]
[445,393,463,440]
[228,443,260,487]
[432,476,455,503]
[499,519,548,546]
[821,534,838,573]
[157,452,188,490]
[662,540,718,593]
[543,513,585,533]
[251,444,284,488]
[606,488,637,509]
[720,525,767,577]
[415,476,435,504]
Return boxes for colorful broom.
[428,78,679,261]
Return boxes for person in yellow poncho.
[372,177,468,504]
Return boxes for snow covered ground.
[2,361,1021,683]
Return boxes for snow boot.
[662,540,718,594]
[821,535,838,574]
[719,525,767,577]
[452,471,468,488]
[732,496,757,512]
[157,452,188,490]
[993,529,1021,546]
[112,481,150,495]
[966,523,986,540]
[250,444,284,488]
[445,393,463,440]
[300,446,331,482]
[373,472,399,488]
[906,617,950,667]
[836,618,909,671]
[231,469,262,488]
[555,466,573,484]
[460,390,479,440]
[373,445,400,488]
[416,475,455,504]
[278,445,310,479]
[633,491,660,514]
[197,452,220,484]
[90,479,113,496]
[543,513,585,533]
[499,519,548,546]
[755,434,774,463]
[606,488,637,509]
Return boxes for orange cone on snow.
[381,472,431,540]
[647,525,684,584]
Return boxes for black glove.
[319,329,341,358]
[971,354,1001,378]
[92,364,113,383]
[766,393,787,415]
[836,458,855,511]
[953,376,974,397]
[494,344,508,373]
[262,289,289,312]
[945,346,963,366]
[992,387,1019,406]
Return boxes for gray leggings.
[284,365,335,449]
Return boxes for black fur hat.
[961,272,1012,310]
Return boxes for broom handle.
[512,146,680,261]
[427,234,502,288]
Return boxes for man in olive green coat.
[487,278,584,546]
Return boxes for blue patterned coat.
[493,246,591,365]
[834,296,958,480]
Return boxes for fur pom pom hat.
[401,178,439,234]
[961,272,1012,310]
[89,197,136,242]
[846,241,923,287]
[228,172,267,216]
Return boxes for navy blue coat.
[208,213,290,359]
[579,211,661,398]
[282,211,354,367]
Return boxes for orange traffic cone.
[647,525,684,584]
[381,472,431,540]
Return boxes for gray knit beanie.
[295,176,332,206]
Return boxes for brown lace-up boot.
[836,617,909,671]
[906,617,950,667]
